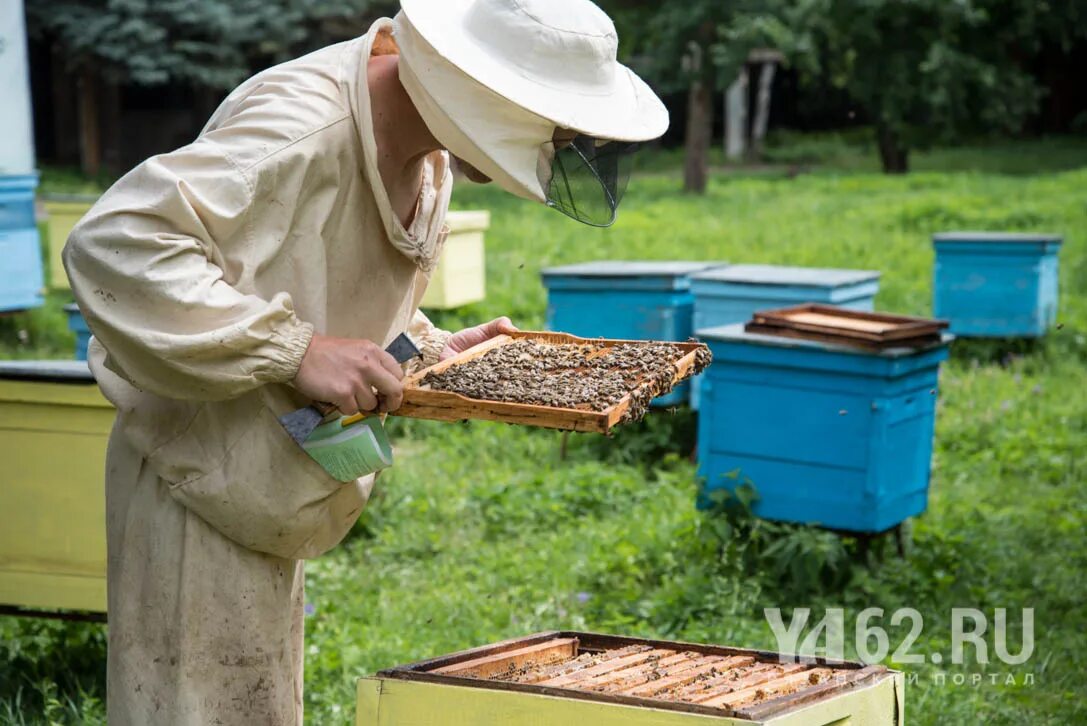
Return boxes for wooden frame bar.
[395,332,707,434]
[433,637,579,678]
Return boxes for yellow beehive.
[41,196,98,291]
[0,362,112,612]
[358,632,903,725]
[421,210,490,309]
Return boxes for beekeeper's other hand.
[440,317,519,361]
[293,335,405,414]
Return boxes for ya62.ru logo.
[764,607,1034,666]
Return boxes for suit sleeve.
[63,138,313,401]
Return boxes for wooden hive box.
[357,632,903,725]
[540,261,727,407]
[0,361,112,613]
[933,231,1062,338]
[421,210,490,310]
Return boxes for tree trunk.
[747,62,777,163]
[724,69,748,162]
[684,78,713,193]
[100,77,122,175]
[50,45,80,164]
[876,122,909,174]
[77,67,101,177]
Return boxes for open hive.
[396,332,711,434]
[360,632,903,725]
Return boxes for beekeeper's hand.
[440,317,519,361]
[293,335,405,414]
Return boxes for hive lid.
[691,264,880,288]
[541,261,726,278]
[933,231,1062,244]
[745,304,949,351]
[0,360,95,382]
[699,322,952,358]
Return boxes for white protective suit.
[63,20,451,724]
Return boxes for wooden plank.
[689,663,809,703]
[616,656,735,698]
[579,652,700,692]
[512,645,652,685]
[538,649,676,688]
[670,660,774,700]
[744,323,942,352]
[735,664,887,720]
[750,304,948,344]
[387,631,568,674]
[784,311,898,333]
[571,658,685,691]
[432,637,579,679]
[649,656,758,700]
[701,667,833,709]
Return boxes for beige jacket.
[63,20,449,725]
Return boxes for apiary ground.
[422,340,712,422]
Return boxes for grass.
[2,136,1086,724]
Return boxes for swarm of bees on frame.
[422,340,712,423]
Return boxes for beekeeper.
[63,0,667,722]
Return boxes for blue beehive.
[64,304,91,361]
[541,261,727,406]
[0,174,44,312]
[688,265,881,409]
[696,324,950,533]
[933,232,1062,337]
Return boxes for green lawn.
[2,136,1086,724]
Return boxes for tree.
[599,0,790,193]
[27,0,397,173]
[748,0,1063,173]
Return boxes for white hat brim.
[398,0,669,142]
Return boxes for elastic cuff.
[264,317,316,384]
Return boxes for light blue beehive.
[0,174,44,312]
[933,232,1062,338]
[688,264,881,409]
[696,323,950,533]
[64,303,91,361]
[541,261,727,407]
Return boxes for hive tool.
[278,332,421,445]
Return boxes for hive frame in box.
[358,631,903,725]
[395,331,706,434]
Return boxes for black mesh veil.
[542,136,638,227]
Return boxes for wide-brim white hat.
[398,0,669,143]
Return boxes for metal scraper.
[279,332,421,445]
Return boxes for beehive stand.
[395,331,708,434]
[361,632,902,725]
